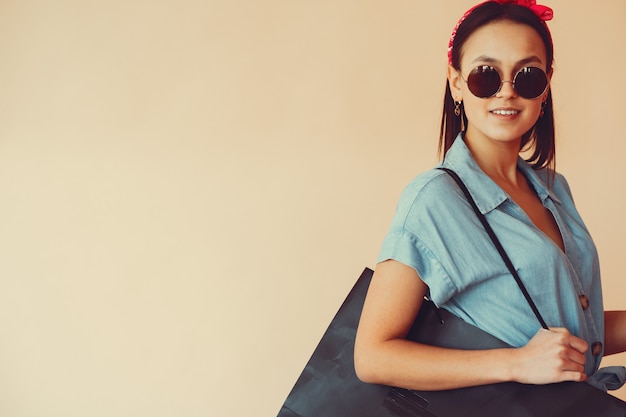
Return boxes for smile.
[490,109,519,116]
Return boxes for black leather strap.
[437,167,549,330]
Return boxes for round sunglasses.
[463,66,549,99]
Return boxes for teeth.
[492,109,518,115]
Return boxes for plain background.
[0,1,625,416]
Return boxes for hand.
[511,327,588,385]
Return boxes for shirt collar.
[440,134,561,214]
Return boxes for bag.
[277,168,626,417]
[277,268,626,417]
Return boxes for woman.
[354,0,626,392]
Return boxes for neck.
[463,132,522,186]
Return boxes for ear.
[447,65,463,101]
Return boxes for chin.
[485,126,534,143]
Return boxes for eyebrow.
[470,55,544,66]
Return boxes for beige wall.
[0,1,624,416]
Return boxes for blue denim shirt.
[378,136,604,378]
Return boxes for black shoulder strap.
[437,167,549,330]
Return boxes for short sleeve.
[378,228,457,304]
[374,170,491,306]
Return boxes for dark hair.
[438,2,555,170]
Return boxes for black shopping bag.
[277,267,626,417]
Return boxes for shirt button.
[579,294,590,311]
[591,342,603,357]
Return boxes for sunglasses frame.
[462,65,549,99]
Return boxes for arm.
[354,260,589,390]
[604,311,626,356]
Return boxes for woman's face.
[449,20,551,148]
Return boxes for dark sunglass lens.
[515,67,548,99]
[467,66,501,98]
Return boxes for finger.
[562,354,586,372]
[568,336,589,354]
[566,349,587,367]
[547,328,589,354]
[558,370,587,383]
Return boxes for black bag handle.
[438,167,549,330]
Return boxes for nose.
[497,80,517,98]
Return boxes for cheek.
[527,100,544,119]
[461,97,485,120]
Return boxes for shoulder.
[552,171,574,198]
[533,167,575,201]
[391,167,469,229]
[398,168,461,206]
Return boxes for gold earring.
[454,100,462,117]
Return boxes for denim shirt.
[378,136,605,378]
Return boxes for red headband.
[447,0,553,65]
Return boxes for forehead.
[460,20,547,69]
